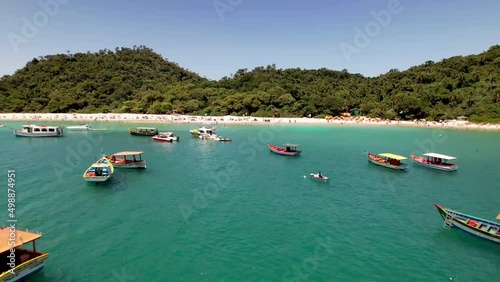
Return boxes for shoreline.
[1,113,499,131]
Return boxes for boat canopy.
[0,228,41,253]
[283,143,300,147]
[136,127,157,130]
[423,153,456,160]
[378,153,407,160]
[112,151,144,156]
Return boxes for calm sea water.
[0,121,499,282]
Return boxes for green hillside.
[1,45,499,122]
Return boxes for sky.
[1,0,499,80]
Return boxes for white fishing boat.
[83,155,114,182]
[410,153,458,171]
[0,228,49,281]
[13,125,63,137]
[66,124,91,131]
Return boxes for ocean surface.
[0,121,499,282]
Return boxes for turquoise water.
[1,122,499,281]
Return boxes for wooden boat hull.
[268,144,301,156]
[83,176,111,182]
[367,153,408,170]
[434,204,500,244]
[410,154,458,171]
[0,253,49,282]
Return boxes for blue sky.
[1,0,499,80]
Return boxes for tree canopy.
[1,45,499,122]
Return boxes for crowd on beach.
[0,113,499,131]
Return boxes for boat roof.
[283,143,300,147]
[135,127,157,130]
[111,151,144,156]
[0,228,42,253]
[378,153,407,160]
[423,153,456,160]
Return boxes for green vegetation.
[1,45,499,122]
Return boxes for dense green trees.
[1,45,499,122]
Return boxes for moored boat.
[83,155,114,182]
[367,152,408,170]
[129,127,158,136]
[190,126,216,137]
[0,227,49,281]
[66,124,91,131]
[152,132,179,142]
[106,151,147,169]
[268,144,301,156]
[434,203,500,244]
[410,153,458,171]
[13,125,63,137]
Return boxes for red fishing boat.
[268,144,301,156]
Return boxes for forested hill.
[1,45,499,122]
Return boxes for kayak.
[309,173,329,181]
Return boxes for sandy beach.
[1,113,499,131]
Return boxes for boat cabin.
[20,125,63,134]
[422,153,457,165]
[109,151,144,164]
[378,153,407,165]
[284,143,300,152]
[134,127,158,134]
[0,227,48,281]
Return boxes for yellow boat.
[367,152,408,170]
[0,227,49,281]
[83,155,115,182]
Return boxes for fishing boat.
[13,125,63,137]
[66,124,91,131]
[309,173,329,181]
[268,144,301,156]
[129,127,158,136]
[190,126,216,137]
[152,132,179,142]
[106,151,146,169]
[367,152,408,170]
[434,203,500,244]
[0,227,49,281]
[410,153,458,171]
[83,155,114,182]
